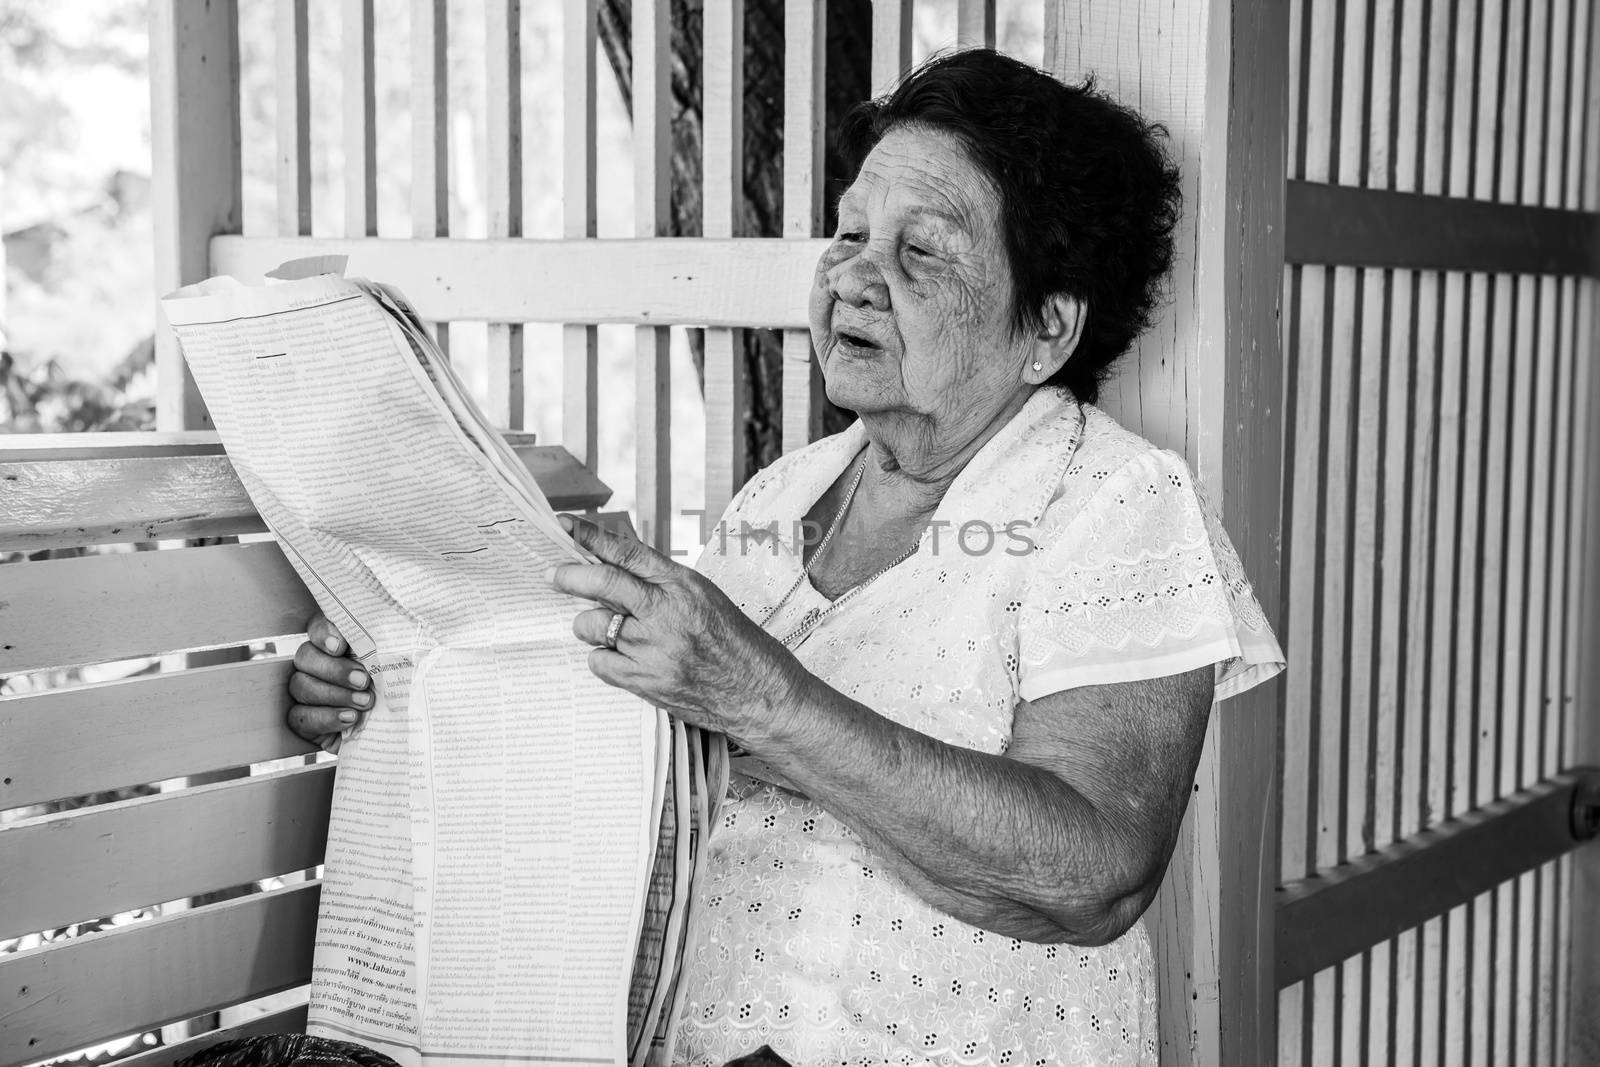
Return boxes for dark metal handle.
[1573,771,1600,841]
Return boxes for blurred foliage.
[0,343,154,433]
[2,0,155,427]
[0,1,145,176]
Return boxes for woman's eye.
[837,231,866,243]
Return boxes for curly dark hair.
[836,50,1182,405]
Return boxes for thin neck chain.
[753,397,1087,651]
[806,450,868,574]
[756,448,916,648]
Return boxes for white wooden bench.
[0,433,614,1067]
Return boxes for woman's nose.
[830,253,890,310]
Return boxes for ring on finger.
[604,611,627,650]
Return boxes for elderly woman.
[288,50,1282,1067]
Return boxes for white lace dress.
[671,387,1284,1066]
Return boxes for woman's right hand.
[287,613,373,752]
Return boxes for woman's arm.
[753,661,1214,945]
[553,516,1216,946]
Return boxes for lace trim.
[1016,447,1283,701]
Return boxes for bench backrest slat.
[1,454,267,549]
[0,764,331,941]
[0,882,319,1066]
[1,657,311,810]
[0,438,611,553]
[1,542,317,675]
[209,235,827,329]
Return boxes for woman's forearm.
[741,668,1155,945]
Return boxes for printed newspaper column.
[161,271,671,1067]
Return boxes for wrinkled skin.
[812,124,1042,468]
[554,515,808,749]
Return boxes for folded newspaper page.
[161,266,717,1067]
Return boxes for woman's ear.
[1026,293,1086,384]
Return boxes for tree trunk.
[595,0,868,478]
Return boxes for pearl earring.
[1032,361,1043,373]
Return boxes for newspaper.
[161,265,719,1067]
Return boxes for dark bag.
[175,1035,401,1067]
[174,1034,790,1067]
[722,1047,794,1067]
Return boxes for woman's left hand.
[551,515,804,744]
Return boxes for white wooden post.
[150,0,242,431]
[486,0,525,429]
[147,10,246,1048]
[0,169,8,335]
[1046,1,1288,1062]
[955,0,995,50]
[780,0,826,453]
[275,0,311,237]
[342,0,377,238]
[412,0,450,358]
[634,0,672,550]
[870,0,912,97]
[563,0,600,471]
[703,0,748,520]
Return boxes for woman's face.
[809,124,1035,443]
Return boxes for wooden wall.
[1046,1,1289,1062]
[1277,0,1600,1062]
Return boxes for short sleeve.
[1015,448,1285,703]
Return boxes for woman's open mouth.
[835,329,882,354]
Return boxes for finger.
[586,647,639,692]
[560,514,672,581]
[306,614,348,656]
[551,561,656,614]
[573,607,629,648]
[288,702,363,742]
[293,641,370,689]
[289,669,376,710]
